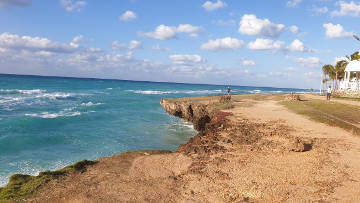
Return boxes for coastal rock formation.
[160,99,211,131]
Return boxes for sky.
[0,0,359,89]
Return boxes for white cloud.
[177,24,202,35]
[304,72,321,79]
[331,1,360,17]
[241,59,256,66]
[286,0,302,8]
[0,0,31,7]
[60,0,87,12]
[0,32,79,54]
[111,41,125,51]
[287,56,321,68]
[238,14,285,38]
[269,72,291,78]
[140,25,177,40]
[128,40,142,50]
[289,25,299,34]
[72,35,83,43]
[288,39,313,52]
[139,24,203,40]
[202,0,227,11]
[200,37,244,51]
[151,45,171,51]
[284,66,296,72]
[247,38,285,50]
[120,10,137,22]
[323,23,353,38]
[212,19,236,26]
[169,54,202,65]
[310,6,328,14]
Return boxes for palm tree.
[351,51,360,61]
[322,64,334,89]
[334,60,348,89]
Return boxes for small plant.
[209,95,234,110]
[0,160,97,201]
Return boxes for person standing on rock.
[327,86,332,101]
[227,87,231,95]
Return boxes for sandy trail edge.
[228,99,360,202]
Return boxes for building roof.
[345,60,360,72]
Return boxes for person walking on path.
[227,87,231,95]
[327,86,332,100]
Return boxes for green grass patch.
[209,100,234,110]
[0,160,97,202]
[333,95,360,102]
[281,99,360,135]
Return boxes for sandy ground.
[26,96,360,202]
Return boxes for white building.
[339,60,360,90]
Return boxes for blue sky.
[0,0,359,88]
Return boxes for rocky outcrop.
[160,98,232,155]
[160,99,211,131]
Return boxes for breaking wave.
[126,89,222,95]
[81,102,103,107]
[25,111,81,119]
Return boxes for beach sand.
[5,94,360,202]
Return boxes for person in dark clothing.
[227,87,231,95]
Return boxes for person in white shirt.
[327,86,332,100]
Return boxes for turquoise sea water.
[0,74,307,186]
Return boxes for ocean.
[0,74,307,186]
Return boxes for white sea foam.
[81,102,103,106]
[18,89,46,95]
[249,89,262,94]
[127,89,222,95]
[35,93,74,100]
[25,111,81,118]
[0,89,46,95]
[106,88,113,90]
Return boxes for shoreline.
[2,93,360,202]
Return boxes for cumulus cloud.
[288,39,314,52]
[286,0,302,7]
[151,45,171,51]
[0,32,79,54]
[200,37,244,51]
[120,10,137,22]
[0,0,31,7]
[287,56,321,68]
[111,41,125,51]
[331,1,360,17]
[323,23,353,38]
[169,54,202,65]
[139,24,203,40]
[241,59,256,66]
[289,25,299,35]
[247,38,285,50]
[202,0,227,11]
[72,35,84,43]
[310,6,328,14]
[128,40,142,50]
[60,0,87,12]
[239,14,285,38]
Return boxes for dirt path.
[304,93,360,107]
[228,99,360,202]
